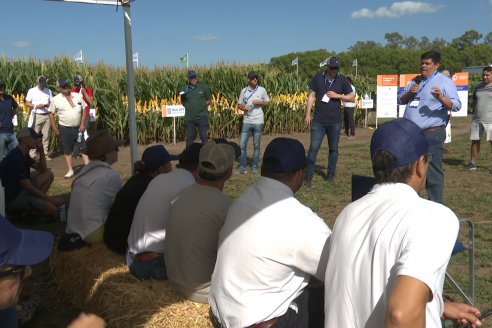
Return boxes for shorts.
[7,189,48,213]
[470,120,492,141]
[59,125,87,155]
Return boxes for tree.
[431,38,448,50]
[348,41,382,52]
[384,32,404,49]
[484,32,492,47]
[403,36,418,50]
[451,29,483,50]
[419,36,431,50]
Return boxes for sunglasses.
[424,152,434,162]
[0,265,25,279]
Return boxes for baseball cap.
[141,145,178,171]
[0,215,54,266]
[248,71,259,79]
[57,79,69,88]
[370,118,429,169]
[86,130,124,159]
[187,70,197,79]
[17,127,42,140]
[328,56,340,68]
[261,138,307,173]
[74,75,83,86]
[199,141,235,175]
[212,138,241,161]
[178,143,203,165]
[37,76,47,86]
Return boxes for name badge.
[409,98,420,108]
[322,94,330,103]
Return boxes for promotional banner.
[398,74,419,118]
[161,105,185,118]
[451,72,469,117]
[376,75,398,119]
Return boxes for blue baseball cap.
[370,118,429,168]
[142,145,178,171]
[179,143,203,165]
[0,215,54,266]
[187,70,197,79]
[261,138,307,173]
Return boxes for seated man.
[0,215,53,327]
[209,138,332,328]
[104,145,177,255]
[127,143,203,280]
[165,141,235,303]
[66,130,122,243]
[0,127,64,219]
[324,118,481,327]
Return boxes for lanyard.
[323,72,338,92]
[416,71,438,97]
[243,85,258,103]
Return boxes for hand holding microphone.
[410,75,422,94]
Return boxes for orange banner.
[377,75,398,87]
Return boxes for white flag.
[352,58,358,67]
[319,58,328,68]
[291,57,298,66]
[73,50,83,63]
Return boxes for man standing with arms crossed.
[304,57,355,186]
[180,70,212,147]
[467,66,492,171]
[399,51,461,203]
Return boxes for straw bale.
[51,244,212,328]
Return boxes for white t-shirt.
[344,84,356,108]
[25,86,53,114]
[67,160,122,239]
[238,85,269,124]
[209,177,331,327]
[324,183,459,328]
[127,168,195,254]
[48,92,84,127]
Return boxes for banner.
[451,72,469,117]
[376,75,398,118]
[161,105,185,118]
[398,74,419,117]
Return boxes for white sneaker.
[64,169,74,178]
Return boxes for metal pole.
[123,2,138,173]
[296,62,299,89]
[173,117,176,145]
[187,52,189,69]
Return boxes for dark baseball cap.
[212,138,241,161]
[328,57,340,68]
[37,76,47,86]
[57,79,69,88]
[261,138,307,173]
[370,118,429,169]
[17,127,42,140]
[187,70,197,79]
[178,143,203,165]
[248,71,259,79]
[141,145,178,171]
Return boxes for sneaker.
[45,154,52,161]
[325,175,335,182]
[346,135,355,140]
[234,167,247,175]
[16,294,40,326]
[251,166,258,174]
[466,162,477,171]
[304,176,313,187]
[64,169,74,178]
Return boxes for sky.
[2,0,492,68]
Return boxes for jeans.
[343,107,355,136]
[425,127,446,204]
[0,133,18,158]
[306,121,341,178]
[185,117,209,147]
[0,307,18,328]
[239,123,263,169]
[126,252,167,280]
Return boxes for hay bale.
[51,244,212,328]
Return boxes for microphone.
[413,75,422,85]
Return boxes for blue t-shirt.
[0,94,18,133]
[309,71,353,124]
[0,147,34,203]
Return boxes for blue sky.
[2,0,491,67]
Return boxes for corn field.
[2,56,373,146]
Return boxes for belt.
[423,125,445,133]
[211,313,278,328]
[60,125,80,129]
[36,112,49,116]
[129,251,163,261]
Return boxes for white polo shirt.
[209,177,331,327]
[48,92,84,127]
[25,86,53,114]
[324,183,459,328]
[127,168,195,255]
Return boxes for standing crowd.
[0,51,490,328]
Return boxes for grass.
[21,116,492,327]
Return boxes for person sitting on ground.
[127,143,203,280]
[104,145,177,255]
[165,140,236,303]
[324,118,481,327]
[0,215,53,327]
[0,127,64,219]
[66,130,122,243]
[209,138,332,328]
